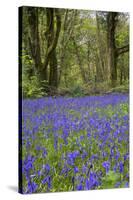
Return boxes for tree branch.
[116,44,129,56]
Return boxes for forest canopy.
[19,7,129,98]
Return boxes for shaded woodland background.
[20,7,129,98]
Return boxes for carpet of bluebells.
[21,93,129,193]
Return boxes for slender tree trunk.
[72,37,87,84]
[95,53,103,82]
[58,10,77,85]
[87,42,91,82]
[120,69,123,85]
[49,50,58,87]
[58,52,65,84]
[96,13,104,81]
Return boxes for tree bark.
[44,8,61,89]
[49,50,58,88]
[27,7,48,82]
[107,12,118,87]
[96,13,104,81]
[58,10,77,85]
[72,37,87,84]
[27,8,42,71]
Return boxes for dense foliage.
[21,94,129,193]
[20,7,129,97]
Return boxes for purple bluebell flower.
[89,171,99,188]
[119,161,124,173]
[125,182,129,188]
[23,155,35,171]
[42,176,52,189]
[74,166,79,174]
[42,148,47,158]
[102,161,110,174]
[113,163,118,172]
[42,177,47,184]
[67,151,80,166]
[36,145,41,151]
[124,153,129,161]
[27,181,38,193]
[102,151,107,158]
[87,133,91,138]
[82,165,87,173]
[85,179,90,190]
[37,170,42,177]
[90,154,98,161]
[45,164,50,173]
[82,150,88,159]
[115,181,121,188]
[115,151,120,160]
[76,184,83,190]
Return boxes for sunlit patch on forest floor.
[21,93,129,193]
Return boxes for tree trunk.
[72,37,87,84]
[95,53,103,83]
[96,13,104,81]
[49,50,58,88]
[27,7,48,84]
[87,42,91,81]
[107,12,118,87]
[120,69,123,85]
[58,10,77,85]
[27,8,42,72]
[44,8,61,89]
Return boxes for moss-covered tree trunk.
[107,12,118,87]
[49,50,58,88]
[27,7,48,83]
[45,8,61,89]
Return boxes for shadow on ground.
[7,185,18,192]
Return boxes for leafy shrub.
[100,171,120,189]
[71,85,84,97]
[21,51,48,98]
[22,76,47,98]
